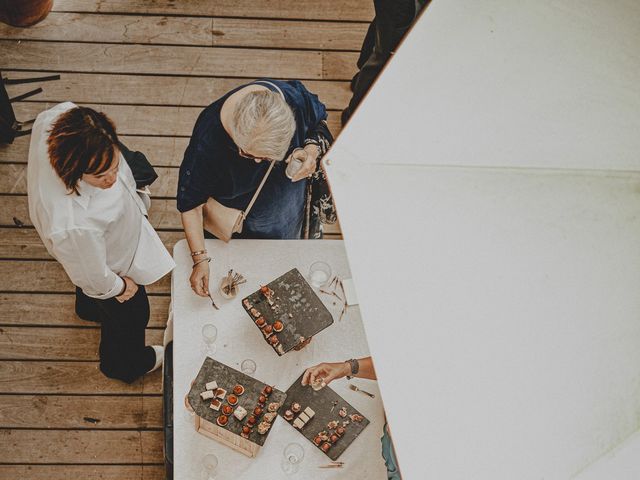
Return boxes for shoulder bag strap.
[242,160,276,219]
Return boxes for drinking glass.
[311,376,326,391]
[285,147,307,179]
[241,358,256,375]
[308,261,331,288]
[281,442,305,475]
[201,453,218,480]
[201,324,217,356]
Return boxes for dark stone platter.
[241,268,334,356]
[187,357,287,446]
[281,373,370,461]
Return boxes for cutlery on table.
[349,383,375,398]
[207,293,219,310]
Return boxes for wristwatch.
[345,358,359,380]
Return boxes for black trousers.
[341,0,425,124]
[75,286,156,384]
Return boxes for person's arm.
[177,139,217,297]
[180,205,211,297]
[49,228,137,301]
[287,81,329,182]
[301,356,376,387]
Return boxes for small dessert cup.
[219,276,238,299]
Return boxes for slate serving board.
[188,357,287,446]
[281,373,370,461]
[241,268,334,355]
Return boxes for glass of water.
[311,376,326,391]
[241,358,257,375]
[308,261,331,288]
[201,453,218,480]
[281,442,305,475]
[201,324,217,356]
[285,147,307,180]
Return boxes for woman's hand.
[116,276,138,303]
[180,206,210,297]
[190,260,210,297]
[289,144,319,182]
[301,361,351,387]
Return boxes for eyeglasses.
[238,146,273,162]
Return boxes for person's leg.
[97,286,155,383]
[342,0,417,125]
[348,18,378,92]
[74,286,102,323]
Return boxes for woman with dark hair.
[27,102,175,383]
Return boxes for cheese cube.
[298,412,310,424]
[200,390,214,400]
[233,406,248,421]
[293,417,305,429]
[210,399,221,411]
[205,381,218,391]
[303,407,315,419]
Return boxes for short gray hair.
[230,90,296,161]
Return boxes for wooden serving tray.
[282,373,370,461]
[187,357,287,450]
[241,268,334,355]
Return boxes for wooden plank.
[1,135,184,167]
[0,164,178,197]
[2,71,351,110]
[1,135,189,167]
[0,429,163,463]
[0,293,170,328]
[0,327,164,361]
[0,228,183,262]
[0,465,164,480]
[0,40,358,80]
[52,0,375,22]
[0,260,171,294]
[0,13,367,50]
[1,195,340,233]
[12,101,342,137]
[1,195,177,230]
[1,195,342,235]
[0,395,162,429]
[12,102,209,137]
[0,361,162,394]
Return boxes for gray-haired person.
[177,79,328,298]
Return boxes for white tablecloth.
[172,239,388,479]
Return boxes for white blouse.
[27,102,175,299]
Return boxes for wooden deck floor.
[0,2,371,478]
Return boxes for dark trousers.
[75,286,156,384]
[341,0,425,124]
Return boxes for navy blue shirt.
[177,79,327,239]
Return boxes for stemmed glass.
[201,453,218,480]
[201,324,217,356]
[281,442,305,475]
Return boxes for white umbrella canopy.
[323,1,640,478]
